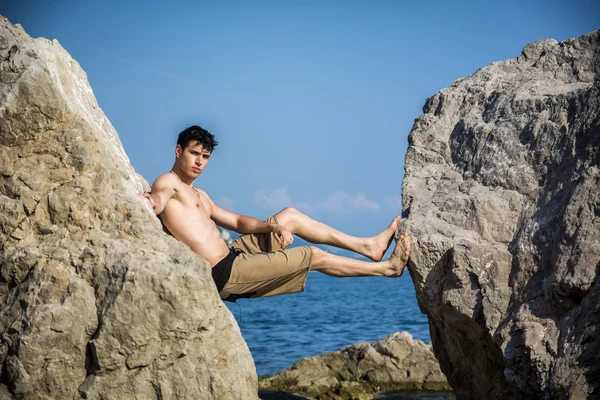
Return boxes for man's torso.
[159,177,230,267]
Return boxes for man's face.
[175,141,211,178]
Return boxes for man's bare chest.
[172,187,212,216]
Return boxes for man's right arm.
[141,174,177,215]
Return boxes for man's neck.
[170,167,195,187]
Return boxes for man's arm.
[140,174,177,215]
[207,195,294,248]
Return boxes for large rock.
[0,16,257,399]
[258,332,450,399]
[402,31,599,399]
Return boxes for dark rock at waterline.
[259,332,450,399]
[402,31,600,399]
[258,390,455,400]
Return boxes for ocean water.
[224,246,430,377]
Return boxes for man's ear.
[175,144,182,158]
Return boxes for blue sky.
[3,1,597,242]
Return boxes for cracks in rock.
[0,361,11,396]
[96,260,129,320]
[46,178,75,203]
[23,197,41,218]
[7,177,75,242]
[468,270,485,327]
[68,251,134,396]
[7,212,27,239]
[32,103,54,124]
[425,146,452,169]
[2,44,20,67]
[83,260,130,372]
[84,341,100,377]
[151,381,163,400]
[74,301,102,399]
[14,176,34,193]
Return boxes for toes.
[398,233,410,254]
[403,233,410,243]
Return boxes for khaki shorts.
[220,215,312,299]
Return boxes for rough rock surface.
[0,17,257,399]
[258,332,450,399]
[402,31,599,399]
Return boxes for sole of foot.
[388,232,410,277]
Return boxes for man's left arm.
[205,193,293,248]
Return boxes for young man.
[141,125,410,302]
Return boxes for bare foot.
[387,232,410,277]
[365,216,401,261]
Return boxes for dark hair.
[177,125,219,152]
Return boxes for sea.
[224,240,431,377]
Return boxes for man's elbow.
[232,218,245,233]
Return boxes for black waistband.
[212,248,241,293]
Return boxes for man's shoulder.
[153,172,179,186]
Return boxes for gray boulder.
[258,332,450,399]
[0,16,257,399]
[402,31,599,399]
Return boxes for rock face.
[402,31,599,399]
[0,16,257,399]
[258,332,450,398]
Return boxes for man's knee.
[309,246,324,267]
[276,207,300,227]
[278,206,299,217]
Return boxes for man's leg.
[309,232,410,277]
[221,228,410,300]
[274,207,400,261]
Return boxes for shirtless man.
[141,125,410,302]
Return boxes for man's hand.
[140,192,158,211]
[273,225,294,249]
